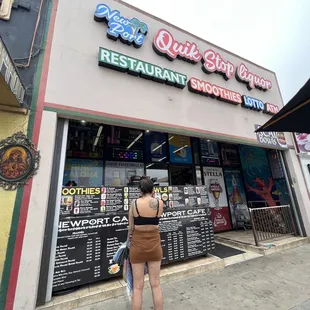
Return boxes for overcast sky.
[124,0,310,103]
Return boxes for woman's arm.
[158,200,164,217]
[128,201,135,233]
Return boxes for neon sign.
[188,77,242,105]
[241,95,265,111]
[263,102,279,115]
[235,63,272,91]
[94,4,148,48]
[153,29,202,63]
[98,47,187,89]
[202,49,235,81]
[152,29,273,91]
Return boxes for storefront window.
[104,126,144,161]
[196,166,203,185]
[170,165,194,185]
[144,131,168,163]
[66,121,104,159]
[220,143,240,167]
[200,139,220,166]
[63,158,103,186]
[191,138,201,165]
[104,161,144,186]
[169,134,193,164]
[146,168,169,186]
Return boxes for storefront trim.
[43,103,295,150]
[0,0,57,309]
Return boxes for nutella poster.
[203,167,232,232]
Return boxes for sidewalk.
[76,243,310,310]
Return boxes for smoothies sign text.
[153,29,272,91]
[94,4,148,48]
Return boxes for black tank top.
[133,199,160,226]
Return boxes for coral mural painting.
[239,145,279,206]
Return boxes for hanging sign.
[94,3,148,48]
[98,47,187,88]
[255,125,288,149]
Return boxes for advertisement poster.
[203,167,232,232]
[152,185,209,208]
[63,159,103,186]
[169,134,192,164]
[294,133,310,153]
[144,132,168,163]
[239,145,279,206]
[224,169,248,228]
[200,139,220,166]
[255,125,287,149]
[104,161,144,186]
[220,143,240,167]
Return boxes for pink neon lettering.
[236,63,272,91]
[153,29,202,62]
[202,49,235,80]
[188,77,242,105]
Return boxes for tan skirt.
[130,229,163,264]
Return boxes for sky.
[124,0,310,103]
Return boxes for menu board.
[53,206,215,292]
[153,185,210,208]
[60,187,102,216]
[60,186,142,216]
[200,139,220,166]
[53,214,128,292]
[160,207,214,264]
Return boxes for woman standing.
[129,177,164,310]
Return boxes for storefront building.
[3,0,310,309]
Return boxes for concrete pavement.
[76,243,310,310]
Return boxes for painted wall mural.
[239,145,279,206]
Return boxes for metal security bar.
[249,205,296,246]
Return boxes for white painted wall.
[45,0,292,145]
[13,111,58,310]
[300,155,310,192]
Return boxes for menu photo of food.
[295,133,310,153]
[276,132,287,148]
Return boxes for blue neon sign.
[94,4,148,48]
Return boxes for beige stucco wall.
[45,0,292,145]
[13,110,58,310]
[0,111,28,281]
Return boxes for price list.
[53,205,215,292]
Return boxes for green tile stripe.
[0,1,53,308]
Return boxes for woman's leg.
[131,262,145,310]
[148,261,163,310]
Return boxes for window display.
[63,158,103,186]
[200,139,220,166]
[170,166,194,185]
[146,168,169,186]
[66,121,104,159]
[104,161,144,186]
[105,126,144,161]
[144,131,168,163]
[169,134,192,164]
